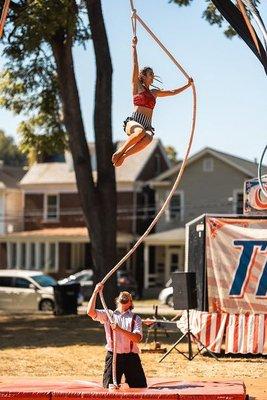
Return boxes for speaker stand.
[159,309,219,362]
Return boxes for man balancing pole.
[87,282,147,388]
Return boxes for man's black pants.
[103,351,147,388]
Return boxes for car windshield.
[31,275,57,287]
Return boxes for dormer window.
[44,194,59,221]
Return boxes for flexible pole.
[129,0,189,79]
[101,0,196,285]
[258,144,267,198]
[100,0,197,388]
[0,0,11,38]
[135,14,189,79]
[101,83,195,387]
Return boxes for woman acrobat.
[112,36,193,167]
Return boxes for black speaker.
[187,215,207,311]
[172,272,197,310]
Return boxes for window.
[166,191,184,221]
[203,157,214,172]
[75,272,93,283]
[155,154,161,176]
[21,243,26,269]
[234,191,244,214]
[170,195,181,219]
[142,192,149,219]
[14,277,31,289]
[71,243,85,270]
[10,243,17,268]
[170,253,179,273]
[31,274,57,287]
[0,277,13,287]
[44,194,59,221]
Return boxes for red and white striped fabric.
[225,313,267,354]
[177,310,227,353]
[197,311,228,353]
[177,310,267,354]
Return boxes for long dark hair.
[139,66,162,89]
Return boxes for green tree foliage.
[0,0,87,159]
[165,145,178,165]
[0,129,26,166]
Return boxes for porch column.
[144,244,150,289]
[164,245,169,283]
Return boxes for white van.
[0,269,57,312]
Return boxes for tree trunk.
[51,20,117,306]
[85,0,117,296]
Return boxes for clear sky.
[0,0,266,163]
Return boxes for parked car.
[158,277,173,307]
[117,270,138,297]
[58,269,138,300]
[58,269,93,301]
[0,269,57,312]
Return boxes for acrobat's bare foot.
[114,154,126,167]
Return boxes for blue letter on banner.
[229,241,267,296]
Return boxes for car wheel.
[39,299,54,312]
[166,294,174,308]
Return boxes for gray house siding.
[155,154,249,232]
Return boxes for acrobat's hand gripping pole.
[129,1,190,80]
[100,0,197,389]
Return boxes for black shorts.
[103,351,147,388]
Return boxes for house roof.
[115,138,170,182]
[143,228,185,245]
[20,162,79,186]
[20,138,170,186]
[0,164,26,190]
[0,227,134,244]
[153,147,267,182]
